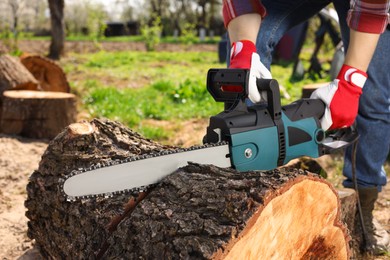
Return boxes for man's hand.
[311,64,367,130]
[229,40,272,103]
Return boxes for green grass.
[20,35,220,44]
[63,51,226,138]
[82,78,222,125]
[63,51,223,91]
[63,49,327,140]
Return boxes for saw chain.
[59,141,229,201]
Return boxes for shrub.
[141,15,162,52]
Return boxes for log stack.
[25,119,351,259]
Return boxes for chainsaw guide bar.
[60,141,230,201]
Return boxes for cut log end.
[67,121,96,137]
[3,90,74,99]
[215,178,349,259]
[20,55,70,93]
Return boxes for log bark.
[0,54,39,94]
[25,119,350,259]
[20,55,70,92]
[0,90,76,139]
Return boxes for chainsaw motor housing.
[205,69,327,171]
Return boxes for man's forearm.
[344,29,381,72]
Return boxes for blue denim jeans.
[255,0,389,190]
[343,29,390,191]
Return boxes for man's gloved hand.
[229,40,272,103]
[311,64,367,130]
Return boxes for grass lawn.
[60,47,332,143]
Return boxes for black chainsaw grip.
[282,98,326,122]
[206,68,325,122]
[256,78,282,120]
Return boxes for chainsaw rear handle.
[206,68,248,103]
[207,68,283,116]
[207,68,326,122]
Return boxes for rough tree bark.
[0,54,39,94]
[47,0,65,60]
[25,119,351,259]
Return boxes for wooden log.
[105,165,350,259]
[0,54,40,122]
[0,90,76,139]
[0,54,39,94]
[301,82,329,98]
[25,119,350,259]
[20,54,70,93]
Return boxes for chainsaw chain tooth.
[62,141,228,201]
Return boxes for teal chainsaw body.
[62,68,359,199]
[229,113,322,171]
[204,68,354,171]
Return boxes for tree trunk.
[20,54,70,92]
[0,90,76,139]
[48,0,65,60]
[25,119,350,259]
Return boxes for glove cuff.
[229,40,256,69]
[337,64,367,88]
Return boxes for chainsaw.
[62,69,358,200]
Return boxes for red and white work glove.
[229,40,272,103]
[311,64,367,130]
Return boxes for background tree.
[152,0,222,37]
[48,0,65,60]
[0,0,26,53]
[27,0,49,33]
[65,1,107,39]
[85,3,108,47]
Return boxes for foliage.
[179,23,198,45]
[140,15,162,51]
[86,4,108,46]
[140,0,222,38]
[65,1,108,42]
[0,23,21,55]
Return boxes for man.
[222,0,389,255]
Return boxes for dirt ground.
[0,134,47,259]
[0,40,389,259]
